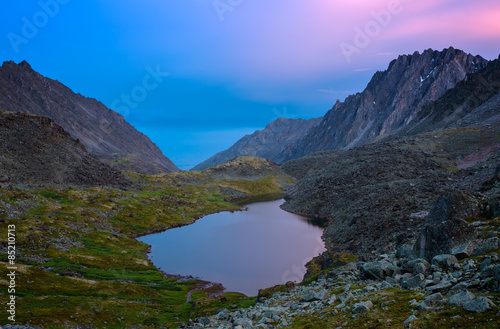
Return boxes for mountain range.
[0,61,179,174]
[194,47,492,170]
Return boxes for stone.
[426,281,453,293]
[406,258,430,271]
[415,302,429,312]
[396,246,417,259]
[403,315,418,327]
[431,255,458,268]
[314,289,329,301]
[401,274,425,289]
[480,258,491,271]
[352,301,373,314]
[463,297,491,313]
[379,281,393,290]
[386,276,399,286]
[423,293,443,305]
[449,290,475,307]
[413,194,478,259]
[300,291,316,303]
[413,262,428,275]
[338,291,354,303]
[361,261,397,280]
[480,265,494,278]
[451,240,479,259]
[474,238,499,256]
[493,265,500,281]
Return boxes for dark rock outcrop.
[192,117,321,171]
[0,110,129,187]
[413,193,479,260]
[0,60,179,174]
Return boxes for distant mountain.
[192,117,321,171]
[0,61,179,174]
[279,47,489,161]
[0,110,129,187]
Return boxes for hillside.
[0,61,179,174]
[192,117,321,170]
[0,110,129,188]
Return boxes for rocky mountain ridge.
[280,47,489,161]
[195,48,490,169]
[192,117,321,171]
[0,60,179,174]
[0,110,129,187]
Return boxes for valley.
[1,47,500,328]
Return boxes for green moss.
[0,167,291,328]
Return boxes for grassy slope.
[0,170,289,328]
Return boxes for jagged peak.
[1,60,33,71]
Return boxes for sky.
[1,0,499,169]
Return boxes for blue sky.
[1,1,499,169]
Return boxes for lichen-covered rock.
[463,297,491,313]
[473,238,499,256]
[449,290,475,307]
[431,255,459,268]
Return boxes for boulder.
[431,255,458,268]
[425,281,453,293]
[352,301,373,314]
[361,261,398,280]
[314,289,329,301]
[473,237,499,256]
[403,315,418,327]
[401,274,425,289]
[463,297,491,313]
[449,290,475,307]
[414,194,478,259]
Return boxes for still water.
[138,199,325,296]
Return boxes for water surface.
[138,199,325,296]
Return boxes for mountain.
[192,117,321,171]
[0,110,129,187]
[279,47,489,161]
[0,61,179,174]
[393,54,500,135]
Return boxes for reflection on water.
[138,199,325,296]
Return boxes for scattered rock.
[403,315,418,327]
[431,255,458,269]
[449,290,475,307]
[352,301,373,314]
[401,274,425,289]
[473,238,499,256]
[463,297,491,313]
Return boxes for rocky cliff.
[192,117,321,171]
[0,110,129,187]
[280,48,488,161]
[394,55,500,135]
[0,61,179,174]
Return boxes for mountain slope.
[278,47,488,161]
[0,61,179,174]
[395,54,500,135]
[192,117,321,171]
[0,110,129,187]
